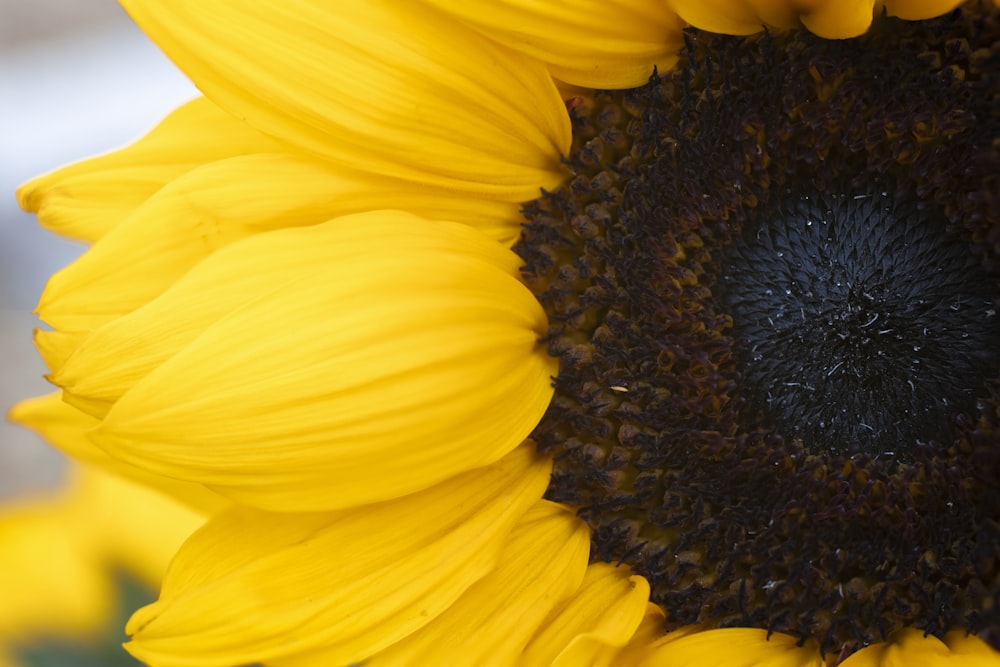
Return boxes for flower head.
[14,0,999,665]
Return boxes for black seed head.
[517,2,1000,660]
[718,188,1000,458]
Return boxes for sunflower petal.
[670,0,769,35]
[84,213,555,511]
[521,561,651,667]
[942,630,1000,664]
[673,0,879,38]
[637,627,826,667]
[34,328,83,376]
[879,0,965,21]
[799,0,877,39]
[424,0,685,89]
[52,210,529,418]
[362,500,590,667]
[607,604,672,665]
[840,628,999,667]
[36,153,346,332]
[742,0,800,29]
[39,141,533,337]
[124,446,551,667]
[16,96,283,243]
[120,0,570,201]
[8,393,229,514]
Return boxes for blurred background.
[0,0,197,500]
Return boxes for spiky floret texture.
[719,188,998,459]
[518,2,999,660]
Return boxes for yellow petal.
[879,0,965,21]
[362,500,590,667]
[7,393,228,514]
[34,327,83,376]
[743,0,801,29]
[671,0,770,35]
[120,0,571,202]
[36,153,347,332]
[85,213,556,512]
[673,0,878,38]
[637,627,826,667]
[840,628,1000,667]
[799,0,876,39]
[16,96,283,243]
[521,561,651,667]
[607,604,672,664]
[942,630,1000,664]
[124,446,551,667]
[54,208,528,418]
[424,0,685,89]
[38,148,531,337]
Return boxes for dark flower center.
[517,2,1000,661]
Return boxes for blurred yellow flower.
[0,463,207,665]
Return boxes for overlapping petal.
[940,631,1000,664]
[608,604,674,664]
[75,212,555,511]
[637,627,826,667]
[840,628,999,666]
[672,0,964,38]
[8,393,228,514]
[521,561,651,666]
[362,500,590,666]
[35,147,535,341]
[16,96,283,243]
[879,0,965,21]
[424,0,685,89]
[35,153,365,333]
[670,0,795,35]
[33,329,81,378]
[124,446,551,667]
[119,0,571,201]
[800,0,880,39]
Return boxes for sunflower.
[13,0,999,665]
